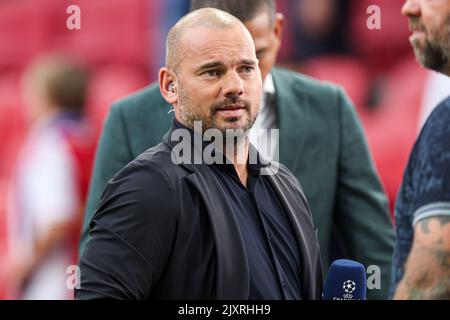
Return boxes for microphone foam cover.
[323,259,366,300]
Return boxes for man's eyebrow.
[197,59,257,72]
[197,61,225,71]
[240,59,257,66]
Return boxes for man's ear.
[159,67,178,105]
[273,12,285,42]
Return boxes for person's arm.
[76,162,177,299]
[394,215,450,299]
[20,219,75,286]
[79,103,133,256]
[333,87,395,300]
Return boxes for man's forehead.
[181,25,253,50]
[179,27,256,64]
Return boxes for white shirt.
[249,73,279,162]
[10,116,78,299]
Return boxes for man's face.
[402,0,450,74]
[244,11,284,82]
[174,25,262,134]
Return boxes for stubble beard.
[412,16,450,74]
[176,85,259,141]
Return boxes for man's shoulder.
[271,67,352,126]
[111,141,179,187]
[415,96,450,156]
[104,83,173,147]
[92,141,181,229]
[399,96,450,216]
[272,67,344,99]
[421,96,450,137]
[110,82,170,118]
[432,95,450,112]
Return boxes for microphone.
[322,259,366,300]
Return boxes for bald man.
[75,9,323,300]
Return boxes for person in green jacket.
[80,0,394,299]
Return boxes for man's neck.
[173,118,252,186]
[224,137,250,188]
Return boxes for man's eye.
[241,66,254,73]
[205,70,220,77]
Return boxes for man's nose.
[222,71,244,98]
[402,0,421,17]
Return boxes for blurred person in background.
[0,55,95,299]
[391,0,450,299]
[291,0,350,61]
[80,0,394,299]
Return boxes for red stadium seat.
[302,56,371,115]
[348,0,411,74]
[0,1,47,71]
[86,65,149,138]
[0,72,28,179]
[0,73,27,300]
[364,56,428,213]
[44,0,151,68]
[0,179,10,299]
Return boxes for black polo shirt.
[174,120,302,300]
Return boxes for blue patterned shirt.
[390,96,450,298]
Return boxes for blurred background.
[0,0,449,299]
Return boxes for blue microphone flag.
[323,259,366,300]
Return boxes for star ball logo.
[342,280,356,299]
[343,280,356,294]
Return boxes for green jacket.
[80,68,394,299]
